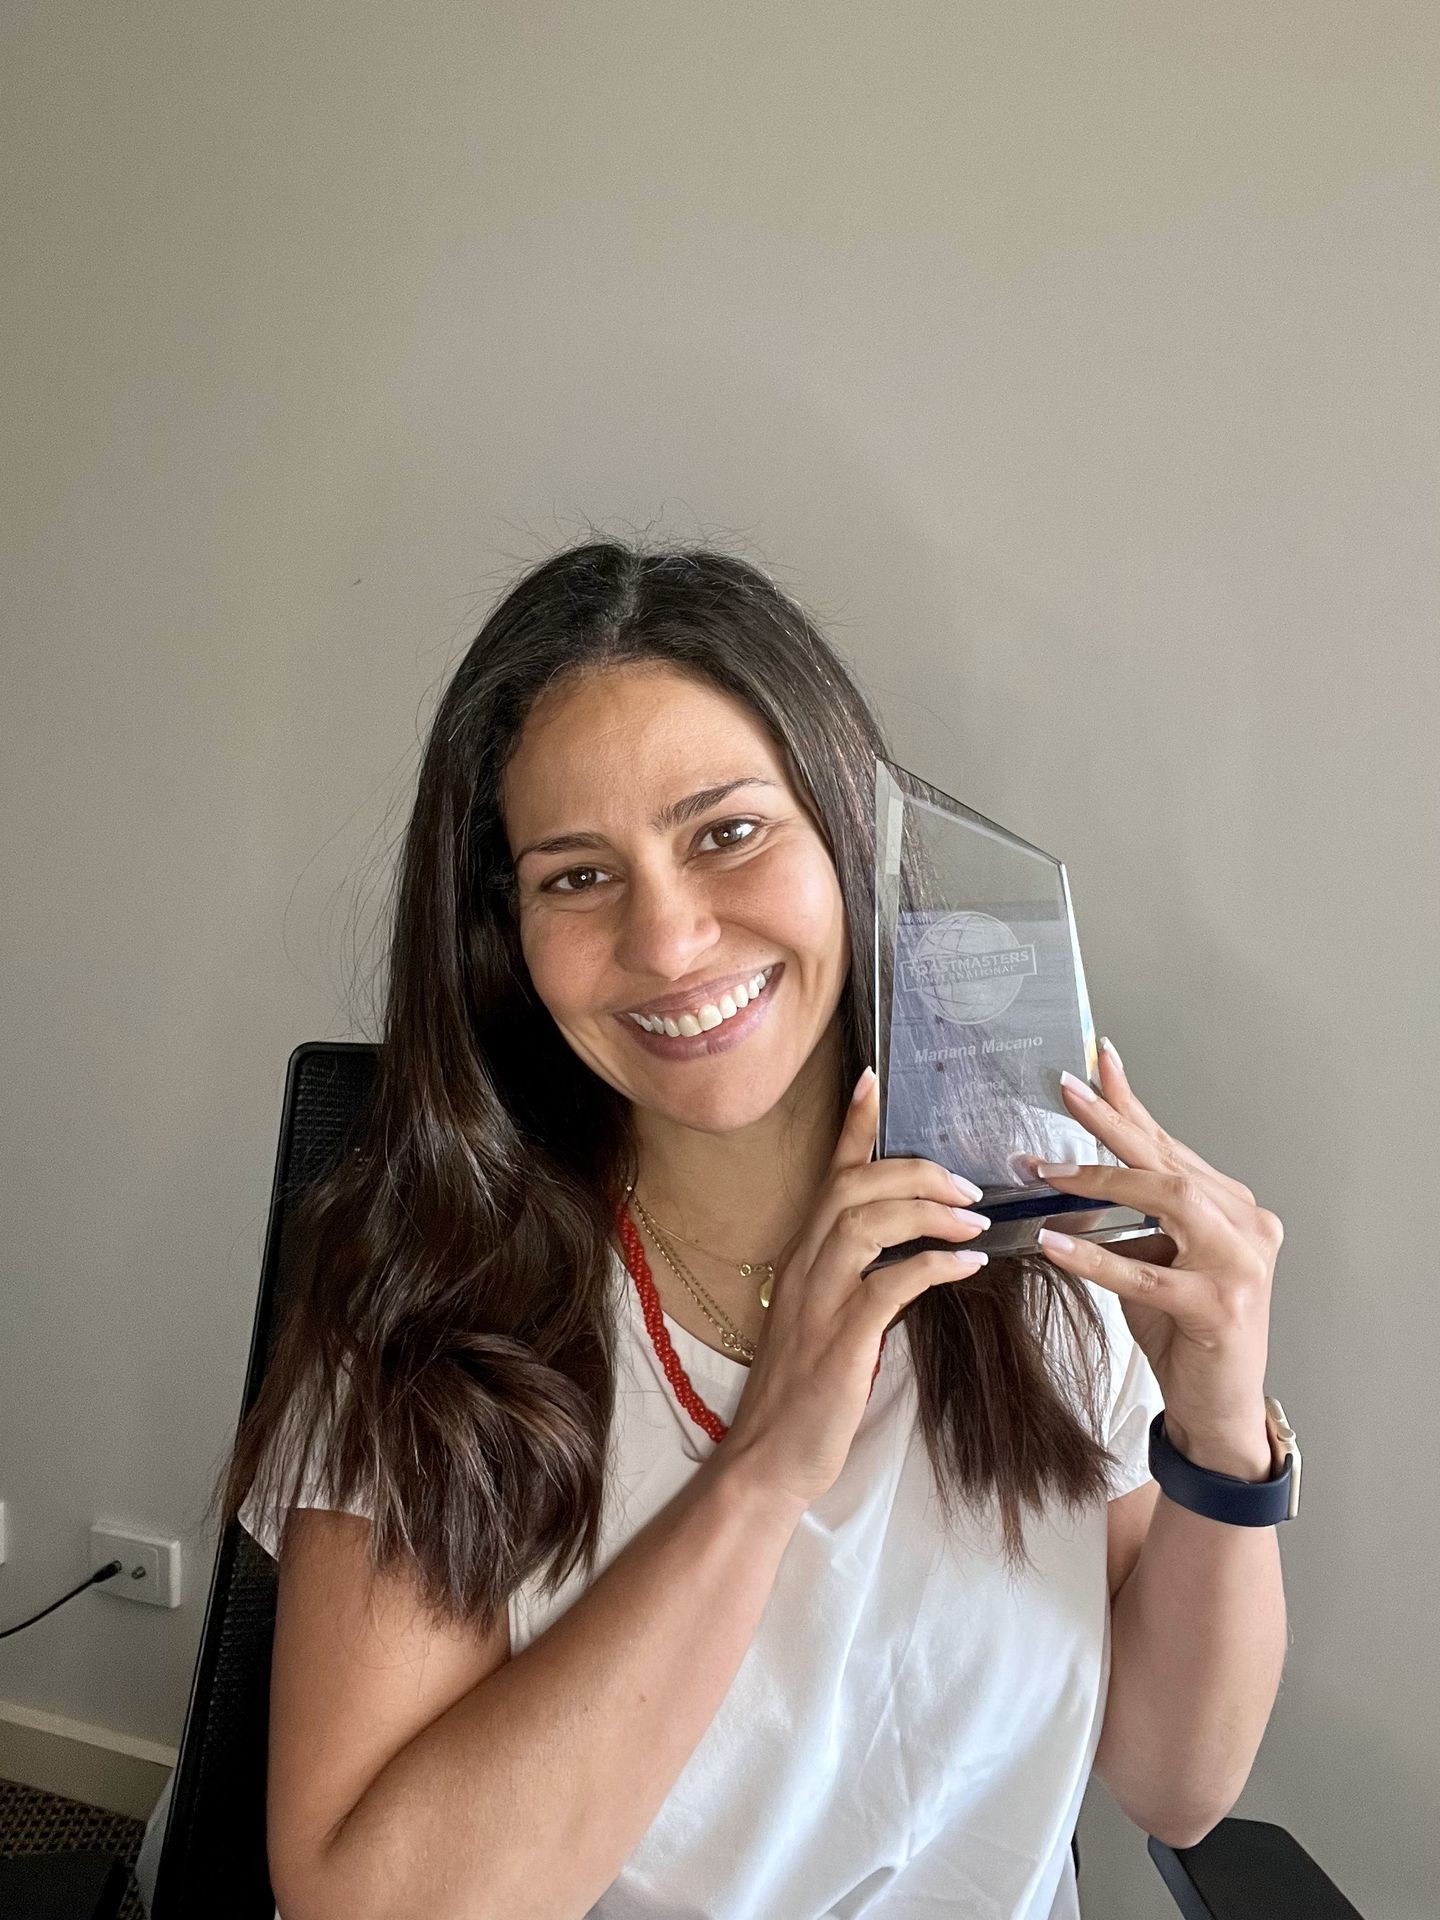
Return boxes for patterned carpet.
[0,1777,146,1919]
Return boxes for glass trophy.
[870,756,1161,1265]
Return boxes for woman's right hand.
[718,1067,992,1515]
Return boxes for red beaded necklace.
[614,1198,888,1444]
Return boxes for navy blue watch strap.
[1148,1410,1293,1526]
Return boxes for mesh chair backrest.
[152,1042,379,1920]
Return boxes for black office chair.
[1,1041,1365,1919]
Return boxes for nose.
[611,865,725,984]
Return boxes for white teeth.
[629,966,774,1036]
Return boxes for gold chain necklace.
[643,1224,756,1364]
[626,1186,778,1366]
[627,1187,777,1308]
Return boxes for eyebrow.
[512,777,780,866]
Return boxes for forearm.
[1097,1417,1289,1849]
[318,1456,804,1920]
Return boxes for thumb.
[832,1065,879,1173]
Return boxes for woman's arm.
[269,1454,804,1920]
[1093,1423,1287,1847]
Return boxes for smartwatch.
[1148,1395,1301,1525]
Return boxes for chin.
[647,1073,791,1132]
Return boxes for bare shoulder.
[267,1508,512,1906]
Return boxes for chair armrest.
[0,1851,132,1920]
[1148,1815,1365,1918]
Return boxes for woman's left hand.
[1020,1039,1283,1467]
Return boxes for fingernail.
[948,1208,991,1227]
[949,1171,984,1202]
[1099,1036,1123,1070]
[1037,1228,1076,1252]
[1036,1161,1081,1178]
[1060,1069,1098,1102]
[852,1066,876,1103]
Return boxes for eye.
[705,817,759,853]
[538,817,763,895]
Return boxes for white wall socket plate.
[89,1525,182,1608]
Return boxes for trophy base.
[863,1202,1162,1274]
[974,1199,1162,1258]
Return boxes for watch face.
[1266,1395,1301,1518]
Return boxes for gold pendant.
[739,1259,775,1309]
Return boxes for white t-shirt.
[241,1247,1164,1920]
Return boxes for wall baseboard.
[0,1698,176,1822]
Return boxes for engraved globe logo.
[900,910,1039,1027]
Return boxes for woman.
[214,539,1174,1920]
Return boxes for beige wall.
[2,3,1436,1910]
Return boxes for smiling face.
[499,661,850,1138]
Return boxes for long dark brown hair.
[213,537,1121,1633]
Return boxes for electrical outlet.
[89,1525,182,1608]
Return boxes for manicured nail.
[1060,1069,1098,1102]
[949,1170,985,1202]
[1037,1228,1075,1253]
[852,1066,876,1102]
[1099,1036,1123,1071]
[1036,1161,1081,1178]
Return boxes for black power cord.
[0,1559,124,1639]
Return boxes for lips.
[618,964,783,1060]
[623,963,777,1021]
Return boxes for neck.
[627,1030,846,1273]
